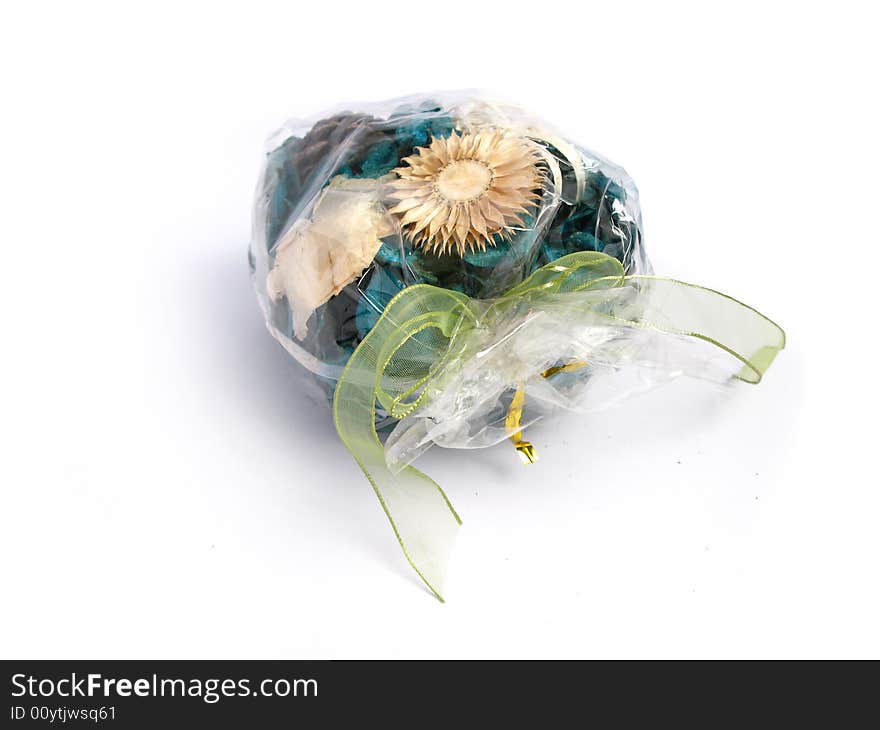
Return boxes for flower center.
[435,159,492,202]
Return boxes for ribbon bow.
[332,252,785,600]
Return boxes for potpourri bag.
[249,92,784,600]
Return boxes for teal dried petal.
[540,241,569,264]
[393,115,454,152]
[406,245,460,286]
[374,240,404,266]
[354,266,406,339]
[565,230,603,253]
[462,240,510,269]
[360,140,399,178]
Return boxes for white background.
[2,1,878,659]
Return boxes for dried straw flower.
[388,130,543,256]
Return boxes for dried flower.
[388,130,543,256]
[267,176,394,339]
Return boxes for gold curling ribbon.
[505,361,589,464]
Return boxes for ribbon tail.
[620,276,786,384]
[736,343,783,382]
[332,285,469,601]
[333,381,460,601]
[361,454,460,602]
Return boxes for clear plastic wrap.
[251,93,649,383]
[249,92,784,599]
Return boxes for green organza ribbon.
[332,252,785,600]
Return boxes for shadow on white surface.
[194,245,437,592]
